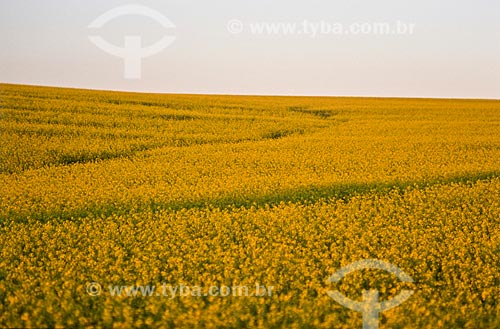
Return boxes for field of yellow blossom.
[1,83,499,328]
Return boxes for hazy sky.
[1,0,499,98]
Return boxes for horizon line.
[1,82,499,102]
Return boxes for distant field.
[1,84,499,328]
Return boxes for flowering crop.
[1,84,499,327]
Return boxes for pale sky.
[1,0,499,98]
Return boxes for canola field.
[1,83,499,328]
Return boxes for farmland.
[1,83,499,328]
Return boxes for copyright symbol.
[227,19,244,34]
[86,282,102,296]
